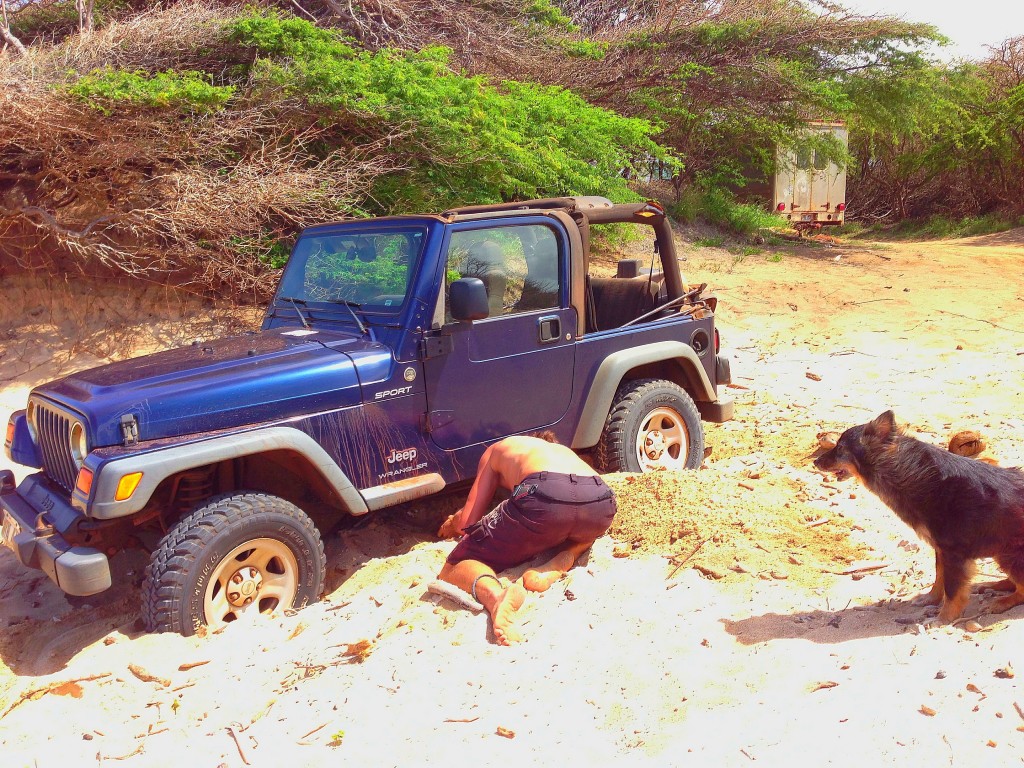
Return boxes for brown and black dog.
[814,410,1024,623]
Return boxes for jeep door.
[424,221,575,451]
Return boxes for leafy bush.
[561,39,608,60]
[66,68,234,113]
[230,235,291,270]
[227,10,667,209]
[524,0,575,30]
[589,222,645,256]
[702,188,778,235]
[668,188,703,224]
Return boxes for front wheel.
[594,379,705,473]
[142,493,326,636]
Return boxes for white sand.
[3,230,1024,766]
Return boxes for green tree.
[227,9,670,209]
[842,41,1024,219]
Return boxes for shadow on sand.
[0,494,463,678]
[722,581,1022,646]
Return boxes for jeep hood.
[34,328,393,447]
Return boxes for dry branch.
[0,0,26,55]
[0,2,398,300]
[1,672,112,719]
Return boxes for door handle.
[538,315,560,343]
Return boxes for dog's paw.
[911,600,940,615]
[980,578,1016,594]
[989,593,1024,614]
[937,605,968,623]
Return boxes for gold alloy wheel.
[635,406,689,471]
[204,537,299,628]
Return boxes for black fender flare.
[83,426,367,520]
[571,341,716,450]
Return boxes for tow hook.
[33,512,54,536]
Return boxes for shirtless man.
[436,432,617,645]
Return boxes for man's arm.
[438,444,500,537]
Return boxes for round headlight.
[70,422,88,466]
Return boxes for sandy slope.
[2,230,1024,766]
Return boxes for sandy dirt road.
[1,228,1024,766]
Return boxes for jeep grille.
[28,398,83,493]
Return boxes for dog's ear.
[864,410,898,443]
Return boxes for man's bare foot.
[522,568,564,593]
[521,544,589,593]
[490,581,526,645]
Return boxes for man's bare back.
[487,435,598,488]
[441,435,597,536]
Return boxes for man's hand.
[437,513,461,540]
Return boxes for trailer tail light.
[715,328,720,353]
[836,203,846,211]
[776,203,786,212]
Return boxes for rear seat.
[587,276,663,331]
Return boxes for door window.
[444,224,560,322]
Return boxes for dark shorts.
[446,471,617,573]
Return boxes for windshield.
[276,227,426,314]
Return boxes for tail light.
[836,203,846,212]
[715,328,720,353]
[776,203,786,212]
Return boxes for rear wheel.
[595,378,704,473]
[142,492,326,636]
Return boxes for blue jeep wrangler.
[2,196,732,635]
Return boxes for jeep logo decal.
[374,385,413,400]
[386,447,418,464]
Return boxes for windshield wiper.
[326,298,368,336]
[327,298,362,309]
[278,295,310,329]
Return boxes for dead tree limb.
[0,0,27,56]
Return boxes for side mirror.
[450,278,490,321]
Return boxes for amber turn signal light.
[115,472,143,501]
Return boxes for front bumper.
[0,470,111,596]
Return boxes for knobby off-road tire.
[595,378,704,473]
[142,493,326,636]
